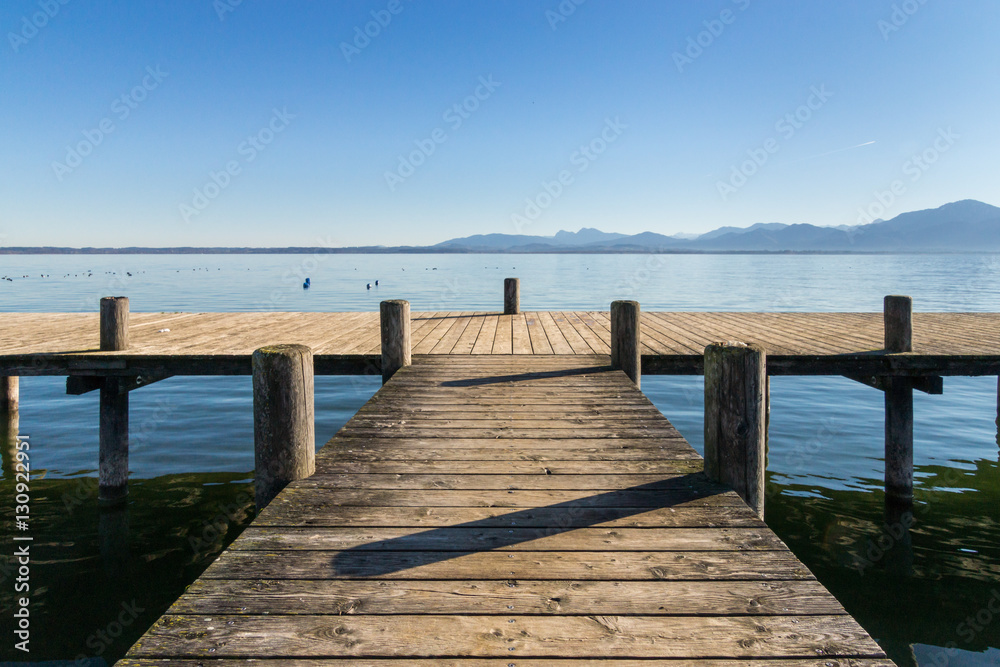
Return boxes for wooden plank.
[120,660,896,666]
[511,313,532,354]
[127,615,882,658]
[262,486,748,508]
[231,526,786,551]
[253,505,766,528]
[168,578,846,615]
[200,550,816,580]
[471,314,499,354]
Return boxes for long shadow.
[331,473,732,577]
[439,366,612,387]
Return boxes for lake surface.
[1,253,999,665]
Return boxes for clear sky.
[1,0,998,247]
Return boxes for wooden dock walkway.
[118,355,892,664]
[4,310,1000,377]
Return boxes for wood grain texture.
[121,355,891,664]
[3,311,997,381]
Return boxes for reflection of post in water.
[882,497,915,578]
[1,376,19,480]
[99,504,131,579]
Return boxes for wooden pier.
[118,354,891,664]
[7,286,1000,663]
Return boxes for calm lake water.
[1,253,999,665]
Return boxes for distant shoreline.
[0,247,991,255]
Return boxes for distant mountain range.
[2,200,998,254]
[433,200,1000,253]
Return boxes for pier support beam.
[704,342,767,519]
[504,278,520,315]
[380,300,411,384]
[611,300,640,388]
[884,295,914,504]
[1,376,18,415]
[99,297,130,504]
[252,344,315,511]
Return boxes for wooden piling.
[704,341,767,519]
[504,278,520,315]
[884,295,912,353]
[380,300,411,384]
[99,297,130,503]
[1,376,17,415]
[99,379,129,503]
[100,296,130,351]
[884,295,914,503]
[252,344,315,511]
[1,408,17,481]
[610,300,640,387]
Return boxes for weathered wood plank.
[201,549,815,580]
[127,614,882,658]
[168,578,845,615]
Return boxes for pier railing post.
[252,344,315,511]
[884,295,914,504]
[99,296,130,503]
[504,278,520,315]
[610,300,640,387]
[380,300,411,384]
[704,342,767,519]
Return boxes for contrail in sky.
[787,140,876,164]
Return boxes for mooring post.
[99,296,130,503]
[1,376,18,415]
[252,344,315,511]
[504,278,520,315]
[704,342,767,519]
[610,300,640,388]
[884,295,914,504]
[380,299,411,384]
[1,384,17,480]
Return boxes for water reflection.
[1,409,18,480]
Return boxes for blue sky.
[1,0,997,247]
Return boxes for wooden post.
[100,296,130,351]
[610,300,640,388]
[1,407,17,481]
[1,376,18,415]
[252,344,315,511]
[884,295,914,504]
[704,342,767,519]
[504,278,520,315]
[884,295,912,353]
[99,380,129,503]
[99,297,130,503]
[380,300,411,384]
